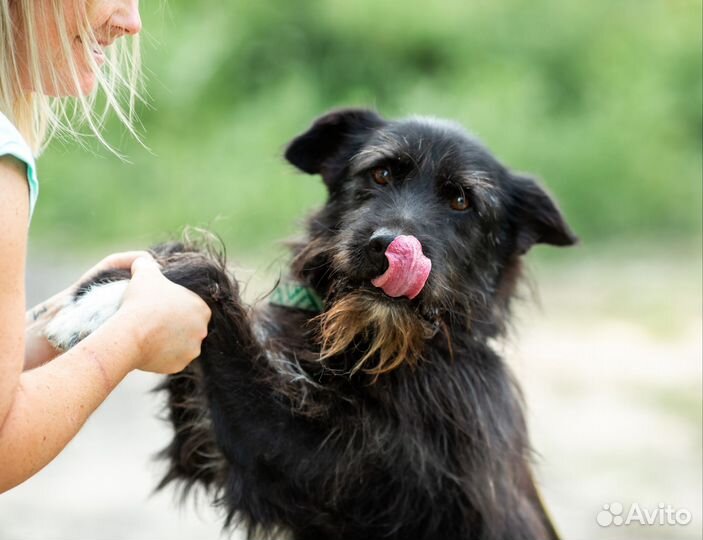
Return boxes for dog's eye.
[445,183,470,211]
[370,167,391,186]
[451,193,469,211]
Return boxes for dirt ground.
[1,245,700,540]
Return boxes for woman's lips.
[77,37,106,66]
[92,46,105,66]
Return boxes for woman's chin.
[78,73,97,96]
[41,72,96,97]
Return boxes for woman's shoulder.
[0,112,39,217]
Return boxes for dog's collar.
[270,281,324,313]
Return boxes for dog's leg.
[41,244,321,536]
[45,277,129,351]
[44,242,219,351]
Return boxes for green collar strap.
[270,281,324,313]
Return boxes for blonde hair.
[0,0,142,155]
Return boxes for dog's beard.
[292,233,439,376]
[315,290,436,377]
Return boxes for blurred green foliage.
[33,0,702,259]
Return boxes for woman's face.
[17,0,142,96]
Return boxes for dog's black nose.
[368,234,395,254]
[366,233,396,274]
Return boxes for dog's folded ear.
[285,108,385,179]
[509,173,578,254]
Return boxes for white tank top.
[0,111,39,218]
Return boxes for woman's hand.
[26,250,212,375]
[114,254,211,374]
[75,250,153,283]
[26,250,151,323]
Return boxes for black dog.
[47,109,576,540]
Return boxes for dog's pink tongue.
[371,235,431,300]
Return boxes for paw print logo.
[596,502,625,527]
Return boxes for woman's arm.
[24,291,68,370]
[0,310,143,492]
[0,157,32,434]
[0,157,211,493]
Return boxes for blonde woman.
[0,0,211,492]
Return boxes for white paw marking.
[45,280,129,351]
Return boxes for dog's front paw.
[45,280,129,351]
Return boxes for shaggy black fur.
[75,109,577,540]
